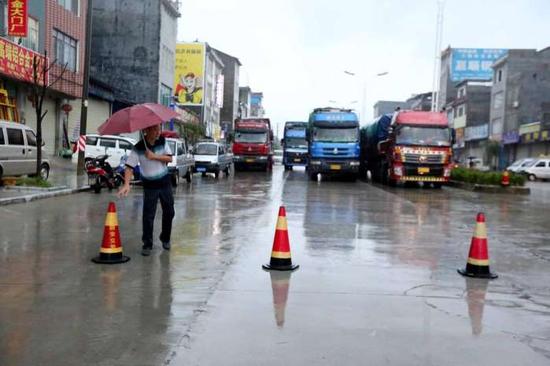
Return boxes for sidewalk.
[0,156,89,206]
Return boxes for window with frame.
[25,130,37,147]
[535,161,546,168]
[119,140,133,150]
[86,136,98,145]
[0,128,4,144]
[57,0,80,15]
[160,84,172,106]
[2,11,40,52]
[53,29,78,71]
[99,139,116,148]
[458,106,464,117]
[7,128,24,145]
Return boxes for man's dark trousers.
[142,183,175,249]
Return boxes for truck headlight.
[259,156,267,160]
[444,167,451,177]
[310,160,321,165]
[350,161,360,166]
[394,166,403,176]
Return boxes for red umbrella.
[97,103,179,135]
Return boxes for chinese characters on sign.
[173,43,205,106]
[8,0,28,37]
[0,38,48,85]
[451,49,508,82]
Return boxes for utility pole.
[431,0,445,112]
[77,0,93,175]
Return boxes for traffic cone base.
[458,213,496,279]
[263,206,299,271]
[92,202,131,264]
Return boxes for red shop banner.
[8,0,28,37]
[0,38,48,85]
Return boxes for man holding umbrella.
[98,103,179,256]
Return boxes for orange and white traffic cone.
[269,271,292,328]
[501,170,510,187]
[262,206,299,271]
[458,213,497,279]
[92,202,130,264]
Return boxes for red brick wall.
[45,0,87,98]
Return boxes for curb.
[0,186,90,206]
[448,180,530,195]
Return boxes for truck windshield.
[312,127,358,143]
[195,144,217,155]
[235,132,267,143]
[396,126,451,147]
[167,141,176,155]
[285,137,307,148]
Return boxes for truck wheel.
[225,165,231,176]
[214,170,220,179]
[433,183,443,189]
[171,172,178,187]
[309,173,318,181]
[185,170,192,183]
[528,174,537,181]
[201,172,207,177]
[40,163,50,181]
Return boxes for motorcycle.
[85,155,124,193]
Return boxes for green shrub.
[451,167,525,187]
[16,177,52,188]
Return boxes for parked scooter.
[86,154,124,193]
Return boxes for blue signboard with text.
[451,49,508,82]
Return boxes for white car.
[519,158,550,181]
[165,137,194,186]
[507,158,535,173]
[74,134,136,168]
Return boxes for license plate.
[197,167,206,172]
[246,159,254,163]
[330,164,341,170]
[294,159,301,162]
[418,167,430,174]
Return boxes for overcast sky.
[178,0,550,134]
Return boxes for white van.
[74,134,136,168]
[520,158,550,181]
[0,121,50,180]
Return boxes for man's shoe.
[141,247,152,256]
[162,241,171,250]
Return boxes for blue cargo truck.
[282,121,308,170]
[306,107,361,180]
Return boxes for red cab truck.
[361,111,454,187]
[232,118,273,171]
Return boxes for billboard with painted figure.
[451,48,508,82]
[174,43,205,106]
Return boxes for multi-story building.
[173,42,223,138]
[212,48,241,137]
[91,0,180,111]
[373,100,408,118]
[238,86,252,118]
[406,92,433,112]
[490,47,550,166]
[250,92,264,117]
[446,80,491,164]
[0,0,93,154]
[438,47,508,112]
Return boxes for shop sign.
[0,37,48,84]
[519,122,540,135]
[8,0,28,37]
[465,124,489,141]
[502,130,520,144]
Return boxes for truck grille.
[403,153,444,164]
[322,148,350,156]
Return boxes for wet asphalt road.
[0,167,549,365]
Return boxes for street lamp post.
[344,71,389,121]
